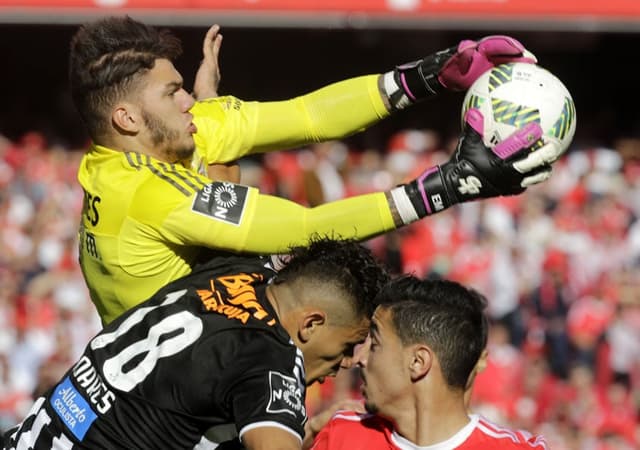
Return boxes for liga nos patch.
[192,182,248,225]
[267,371,306,419]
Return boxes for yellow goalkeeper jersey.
[77,75,396,324]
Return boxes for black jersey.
[4,255,307,450]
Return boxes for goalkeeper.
[71,16,561,324]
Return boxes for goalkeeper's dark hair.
[375,276,489,390]
[69,15,182,142]
[274,235,390,321]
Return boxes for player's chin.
[180,137,196,154]
[173,142,196,161]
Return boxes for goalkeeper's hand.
[391,109,558,221]
[193,24,223,100]
[383,35,537,110]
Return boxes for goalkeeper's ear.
[112,102,142,134]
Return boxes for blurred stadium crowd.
[0,127,639,449]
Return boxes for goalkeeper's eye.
[165,80,184,98]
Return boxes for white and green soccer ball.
[462,62,576,156]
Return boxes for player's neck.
[103,134,168,162]
[265,284,290,328]
[394,386,469,446]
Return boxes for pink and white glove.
[383,35,537,110]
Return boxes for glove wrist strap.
[389,165,455,225]
[395,61,440,101]
[384,45,458,110]
[383,63,442,111]
[384,53,451,111]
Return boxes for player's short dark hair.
[69,16,182,142]
[275,235,390,322]
[375,276,489,389]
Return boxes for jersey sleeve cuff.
[239,421,303,443]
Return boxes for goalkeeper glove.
[389,108,556,223]
[383,35,537,110]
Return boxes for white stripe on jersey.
[192,435,218,450]
[293,346,305,387]
[477,419,520,443]
[239,421,303,443]
[51,433,73,449]
[477,416,548,449]
[328,412,547,449]
[332,412,375,422]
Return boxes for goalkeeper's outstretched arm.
[192,36,537,168]
[172,109,558,254]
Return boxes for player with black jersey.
[3,237,388,450]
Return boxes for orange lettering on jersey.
[218,274,269,320]
[197,274,273,325]
[197,286,222,310]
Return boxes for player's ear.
[298,310,326,344]
[112,102,141,134]
[408,344,432,381]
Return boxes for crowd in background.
[0,128,638,449]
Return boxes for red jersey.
[312,411,548,450]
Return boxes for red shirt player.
[312,277,548,450]
[312,412,547,449]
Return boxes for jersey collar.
[389,414,479,450]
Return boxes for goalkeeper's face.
[137,59,197,163]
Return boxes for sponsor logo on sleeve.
[50,377,98,440]
[266,371,306,419]
[192,182,248,226]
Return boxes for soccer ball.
[461,62,576,155]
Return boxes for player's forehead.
[331,316,370,345]
[143,58,183,91]
[370,306,393,340]
[349,318,371,342]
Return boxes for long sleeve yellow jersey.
[77,75,396,324]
